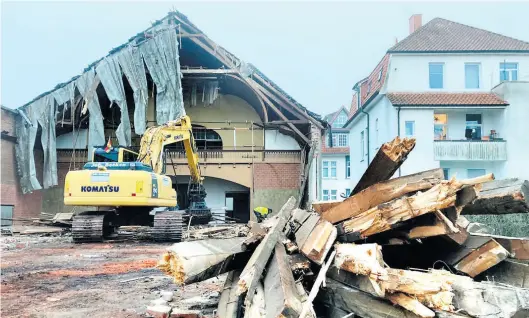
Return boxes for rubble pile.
[156,137,529,318]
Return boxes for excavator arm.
[138,115,201,182]
[137,115,210,223]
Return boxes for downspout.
[354,86,369,163]
[397,106,402,177]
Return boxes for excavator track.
[152,210,184,242]
[72,212,108,243]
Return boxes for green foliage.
[466,214,529,237]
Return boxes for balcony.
[57,149,302,165]
[433,140,507,161]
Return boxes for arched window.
[166,125,222,150]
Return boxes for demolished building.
[2,11,326,223]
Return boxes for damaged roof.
[17,10,322,123]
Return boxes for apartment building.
[346,15,529,184]
[319,106,352,201]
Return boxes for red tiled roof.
[387,92,509,106]
[349,54,390,118]
[348,93,358,118]
[389,18,529,53]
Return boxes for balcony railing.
[57,149,302,165]
[434,140,507,161]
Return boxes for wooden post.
[157,237,250,285]
[320,168,444,224]
[237,197,296,306]
[351,136,416,196]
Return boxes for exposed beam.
[268,120,309,125]
[225,74,268,123]
[181,69,238,74]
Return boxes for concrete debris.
[153,136,529,318]
[146,304,172,318]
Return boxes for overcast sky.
[2,1,529,116]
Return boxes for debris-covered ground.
[1,234,225,318]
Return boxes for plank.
[294,214,320,249]
[469,233,529,260]
[300,219,337,265]
[387,293,435,318]
[452,239,509,277]
[244,282,265,318]
[321,168,444,224]
[263,243,302,318]
[237,196,296,306]
[337,176,493,241]
[157,237,250,285]
[299,250,336,318]
[351,136,416,196]
[462,178,529,215]
[311,200,342,214]
[217,270,243,318]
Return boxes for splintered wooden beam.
[263,243,303,318]
[243,282,265,318]
[157,237,250,285]
[317,278,422,318]
[351,136,416,196]
[237,197,296,305]
[217,270,243,318]
[337,175,494,241]
[462,178,529,215]
[311,200,342,214]
[320,168,444,224]
[444,236,509,277]
[387,293,435,318]
[334,243,386,279]
[299,218,337,265]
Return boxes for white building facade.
[346,15,529,185]
[319,107,352,201]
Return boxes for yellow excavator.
[64,115,211,242]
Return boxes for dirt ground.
[1,233,225,318]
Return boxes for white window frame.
[322,161,329,179]
[405,121,415,137]
[360,131,365,161]
[333,113,347,128]
[500,62,518,82]
[429,62,444,89]
[322,189,330,201]
[330,190,337,200]
[330,161,337,178]
[465,63,481,89]
[328,133,348,147]
[345,188,351,197]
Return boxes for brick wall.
[1,109,43,223]
[253,163,301,190]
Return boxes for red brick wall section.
[1,110,44,223]
[253,163,301,190]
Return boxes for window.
[322,161,337,178]
[323,190,330,201]
[434,114,448,140]
[442,168,450,180]
[500,62,518,82]
[465,114,482,140]
[345,188,351,197]
[331,190,337,200]
[332,113,347,128]
[378,69,383,81]
[367,81,372,93]
[1,205,13,228]
[375,118,379,147]
[465,63,480,89]
[345,155,351,178]
[467,169,486,178]
[331,161,337,178]
[429,63,444,89]
[360,131,365,161]
[405,121,415,137]
[328,133,349,147]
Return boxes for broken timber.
[462,178,529,215]
[320,168,444,224]
[237,196,296,306]
[263,243,303,318]
[337,175,494,242]
[469,233,529,260]
[217,270,243,318]
[157,237,250,285]
[299,218,337,265]
[350,136,416,196]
